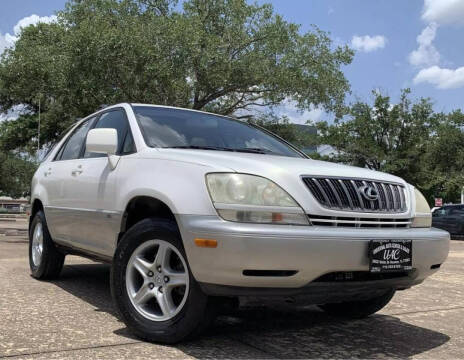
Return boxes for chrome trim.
[308,218,411,227]
[301,175,404,186]
[381,183,391,210]
[399,186,406,205]
[308,214,412,228]
[351,179,366,210]
[338,179,354,209]
[313,178,331,205]
[360,180,375,209]
[45,205,121,215]
[373,182,383,209]
[308,218,411,225]
[389,184,397,210]
[301,176,408,213]
[326,179,342,206]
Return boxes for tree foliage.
[0,152,37,198]
[249,112,316,152]
[314,89,464,204]
[1,0,461,204]
[0,0,353,153]
[423,110,464,203]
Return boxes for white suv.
[29,103,450,343]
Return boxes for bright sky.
[1,0,464,124]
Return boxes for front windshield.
[133,106,304,158]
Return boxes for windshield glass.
[133,106,304,158]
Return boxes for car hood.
[144,148,406,185]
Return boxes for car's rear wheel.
[318,289,395,319]
[111,218,214,343]
[29,210,65,279]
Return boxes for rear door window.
[56,119,93,161]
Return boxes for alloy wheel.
[125,239,190,322]
[31,222,44,267]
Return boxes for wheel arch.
[29,198,44,233]
[119,196,178,243]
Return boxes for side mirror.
[86,128,119,169]
[86,128,118,155]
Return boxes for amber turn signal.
[194,238,218,248]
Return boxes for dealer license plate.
[369,239,412,273]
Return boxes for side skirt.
[55,243,113,264]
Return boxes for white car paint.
[30,103,449,290]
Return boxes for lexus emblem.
[359,185,379,201]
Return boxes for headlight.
[206,173,309,225]
[411,188,432,228]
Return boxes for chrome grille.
[302,176,407,213]
[308,215,411,228]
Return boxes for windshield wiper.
[233,147,274,154]
[163,145,234,151]
[164,145,274,154]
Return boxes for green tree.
[0,0,353,154]
[315,89,464,204]
[249,112,317,153]
[0,113,42,154]
[0,152,37,198]
[423,110,464,203]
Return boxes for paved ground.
[1,217,463,359]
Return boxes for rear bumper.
[177,215,450,293]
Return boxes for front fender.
[115,157,219,216]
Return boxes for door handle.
[71,165,83,176]
[71,169,83,176]
[44,168,52,177]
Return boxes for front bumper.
[177,215,450,294]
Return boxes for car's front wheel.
[111,218,213,343]
[318,289,395,319]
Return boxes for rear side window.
[84,109,135,158]
[41,123,76,162]
[433,208,448,217]
[56,119,93,161]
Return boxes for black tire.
[110,218,214,344]
[29,210,65,279]
[318,289,395,319]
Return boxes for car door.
[455,207,464,235]
[43,118,96,243]
[63,108,136,257]
[432,207,449,232]
[444,206,464,235]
